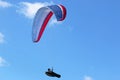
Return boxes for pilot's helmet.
[48,68,50,71]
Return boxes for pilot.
[45,68,61,78]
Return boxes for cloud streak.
[17,1,53,19]
[0,1,61,26]
[0,57,8,67]
[0,32,5,44]
[84,76,93,80]
[16,1,63,26]
[0,0,12,8]
[49,18,62,26]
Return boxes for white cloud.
[17,1,53,19]
[84,76,93,80]
[0,32,5,44]
[0,0,12,8]
[17,1,63,26]
[0,57,8,67]
[16,1,64,26]
[49,18,62,26]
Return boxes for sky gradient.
[0,0,120,80]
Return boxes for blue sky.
[0,0,120,80]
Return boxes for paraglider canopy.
[32,4,67,42]
[45,68,61,78]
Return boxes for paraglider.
[32,4,67,79]
[45,68,61,78]
[32,4,67,42]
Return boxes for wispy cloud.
[84,76,93,80]
[0,0,12,8]
[16,1,64,26]
[17,1,53,19]
[0,32,5,44]
[49,18,62,26]
[0,1,61,26]
[0,57,8,67]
